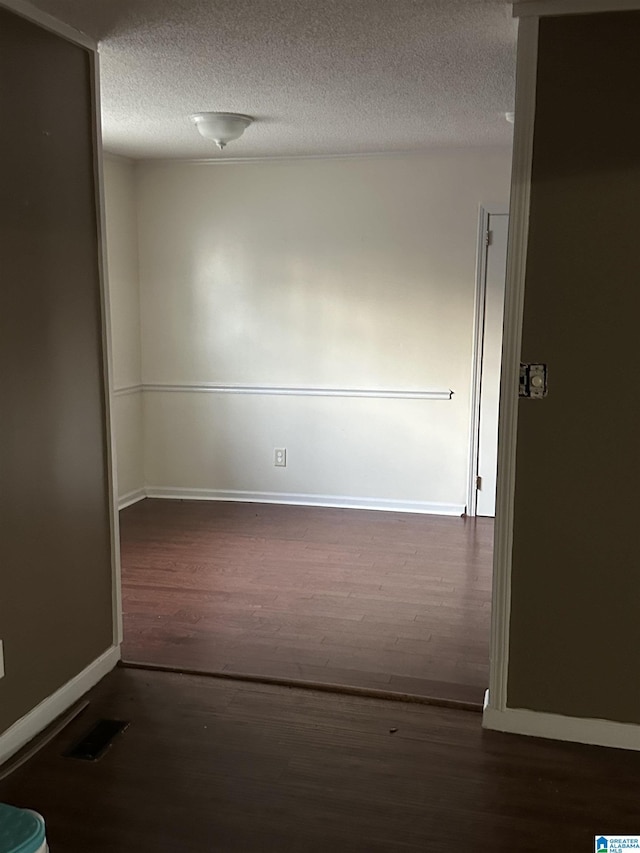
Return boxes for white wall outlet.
[274,448,287,467]
[0,640,4,679]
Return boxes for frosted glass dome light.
[190,112,254,150]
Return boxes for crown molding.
[514,0,640,17]
[128,144,514,168]
[0,0,96,49]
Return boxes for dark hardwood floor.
[1,667,638,852]
[120,499,493,705]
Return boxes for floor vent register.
[64,719,129,761]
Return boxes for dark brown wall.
[0,9,113,733]
[507,11,640,722]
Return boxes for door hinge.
[485,229,493,247]
[476,475,482,490]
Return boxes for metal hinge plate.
[519,363,548,398]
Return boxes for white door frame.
[486,0,640,752]
[467,205,509,518]
[94,54,124,648]
[485,13,539,715]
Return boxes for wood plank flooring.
[120,500,493,704]
[2,667,639,852]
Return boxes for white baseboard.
[483,691,640,752]
[145,486,465,517]
[0,645,121,766]
[118,488,146,510]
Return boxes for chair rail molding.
[113,382,454,401]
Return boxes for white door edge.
[488,15,540,714]
[92,52,124,647]
[467,205,509,518]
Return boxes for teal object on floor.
[0,804,46,853]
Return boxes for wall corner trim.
[0,645,121,767]
[483,692,640,751]
[118,488,146,510]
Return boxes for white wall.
[134,149,511,512]
[103,155,144,504]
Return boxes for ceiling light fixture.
[190,112,254,150]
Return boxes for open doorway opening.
[108,155,511,708]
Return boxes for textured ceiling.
[27,0,517,159]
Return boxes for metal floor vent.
[64,719,129,761]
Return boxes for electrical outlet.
[0,640,4,680]
[274,448,287,467]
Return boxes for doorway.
[117,195,509,704]
[113,179,509,709]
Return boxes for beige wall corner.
[0,7,115,738]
